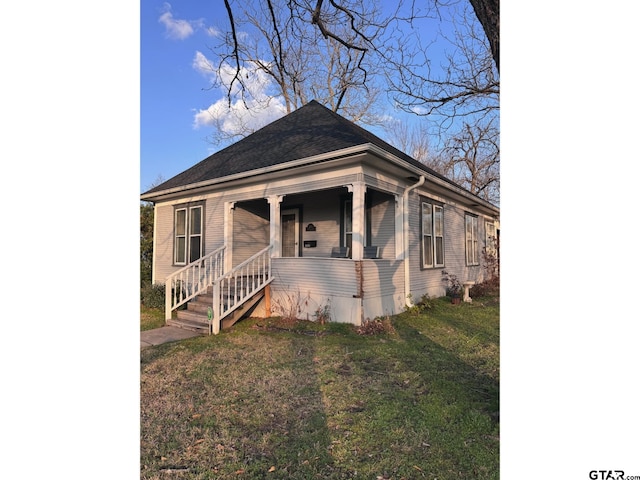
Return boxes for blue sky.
[141,0,235,192]
[140,0,448,194]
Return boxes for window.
[421,202,444,268]
[174,204,203,265]
[465,214,479,265]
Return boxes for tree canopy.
[207,0,499,204]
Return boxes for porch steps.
[167,284,266,334]
[221,288,266,330]
[166,316,210,334]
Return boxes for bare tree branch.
[211,0,500,203]
[223,0,245,107]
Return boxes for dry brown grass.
[141,297,499,479]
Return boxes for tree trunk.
[469,0,499,71]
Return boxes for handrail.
[211,245,273,334]
[165,245,226,320]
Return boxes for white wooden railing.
[211,245,273,334]
[165,245,226,320]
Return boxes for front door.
[281,208,300,257]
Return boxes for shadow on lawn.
[394,315,500,424]
[435,302,500,346]
[140,326,354,479]
[225,333,353,479]
[141,313,499,479]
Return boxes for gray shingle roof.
[143,100,458,196]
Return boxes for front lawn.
[141,305,165,331]
[141,296,499,479]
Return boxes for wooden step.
[187,300,213,314]
[196,289,241,303]
[172,283,269,334]
[176,309,209,323]
[167,317,209,334]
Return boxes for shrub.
[271,289,310,323]
[482,235,500,281]
[415,293,435,311]
[313,301,331,325]
[404,293,436,315]
[469,276,500,298]
[141,283,165,309]
[441,270,462,297]
[356,316,394,335]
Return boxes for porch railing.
[165,245,227,321]
[211,245,273,334]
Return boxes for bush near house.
[140,283,165,310]
[470,277,500,298]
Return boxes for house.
[141,100,499,334]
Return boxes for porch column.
[267,195,284,258]
[223,201,236,271]
[394,194,403,259]
[348,182,366,260]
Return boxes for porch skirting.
[251,257,405,325]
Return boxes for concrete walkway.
[140,326,202,349]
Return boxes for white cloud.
[158,3,195,40]
[205,26,221,37]
[192,52,287,137]
[192,51,213,75]
[193,97,287,133]
[410,106,429,116]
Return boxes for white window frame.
[174,208,187,265]
[465,214,479,266]
[174,204,203,265]
[188,205,203,263]
[421,201,444,268]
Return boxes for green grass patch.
[141,306,165,331]
[141,296,499,479]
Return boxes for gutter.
[140,144,372,202]
[403,175,425,307]
[141,143,498,217]
[365,143,499,215]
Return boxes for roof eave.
[365,144,500,216]
[141,142,499,217]
[140,144,372,202]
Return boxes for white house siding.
[152,203,174,284]
[255,258,405,325]
[367,190,396,259]
[204,196,227,255]
[407,191,442,301]
[150,163,496,317]
[442,204,467,276]
[361,260,405,320]
[404,189,490,301]
[232,200,269,266]
[440,201,489,284]
[152,196,227,285]
[264,257,363,324]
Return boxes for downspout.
[403,175,425,307]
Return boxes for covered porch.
[225,181,412,324]
[228,183,402,263]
